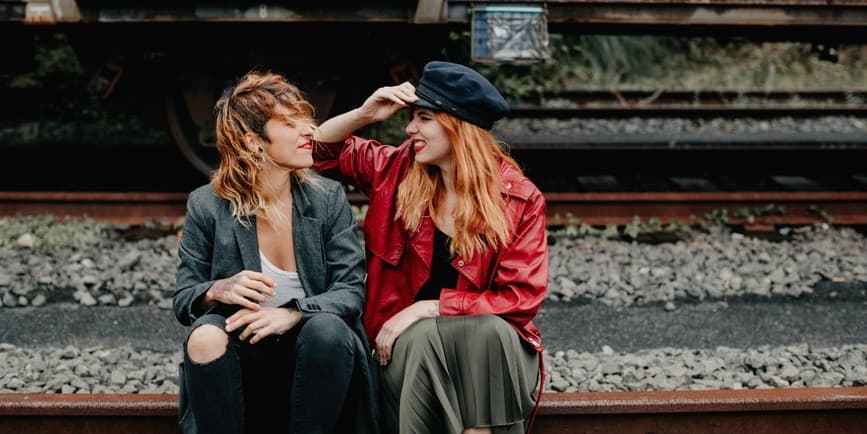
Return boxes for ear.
[243,133,260,154]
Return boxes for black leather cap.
[414,61,509,130]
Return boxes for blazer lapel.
[292,182,323,295]
[233,217,261,272]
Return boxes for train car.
[2,0,867,174]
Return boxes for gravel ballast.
[1,224,865,309]
[1,220,864,395]
[1,342,863,394]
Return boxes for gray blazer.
[173,176,379,433]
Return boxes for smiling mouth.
[412,140,426,152]
[299,141,313,150]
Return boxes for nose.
[405,119,417,136]
[302,123,315,138]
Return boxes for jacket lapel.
[232,216,261,272]
[292,182,322,296]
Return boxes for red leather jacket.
[315,136,548,353]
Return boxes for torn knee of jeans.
[186,323,229,364]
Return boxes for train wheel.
[165,80,218,177]
[165,75,341,176]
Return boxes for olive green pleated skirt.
[381,314,540,434]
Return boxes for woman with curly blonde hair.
[173,69,380,434]
[314,61,547,434]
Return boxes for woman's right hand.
[358,82,418,123]
[314,81,418,143]
[204,270,276,311]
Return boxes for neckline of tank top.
[259,250,299,276]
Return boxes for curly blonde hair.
[212,69,319,226]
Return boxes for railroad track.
[497,89,867,149]
[1,388,865,433]
[4,91,866,225]
[512,89,867,118]
[2,190,866,227]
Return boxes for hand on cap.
[359,82,418,123]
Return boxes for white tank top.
[259,251,306,308]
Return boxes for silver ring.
[371,349,376,357]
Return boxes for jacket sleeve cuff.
[291,298,323,320]
[438,289,466,316]
[187,280,217,324]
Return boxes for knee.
[403,318,438,341]
[186,324,229,364]
[392,318,440,359]
[474,315,513,343]
[297,313,354,357]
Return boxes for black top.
[414,227,459,302]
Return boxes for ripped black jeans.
[180,312,357,434]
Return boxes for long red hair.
[395,112,520,257]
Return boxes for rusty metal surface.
[0,394,176,416]
[2,389,866,433]
[0,192,188,225]
[0,417,179,434]
[448,1,867,29]
[534,387,867,433]
[6,0,867,27]
[1,191,865,227]
[533,411,867,434]
[0,394,177,434]
[543,191,867,225]
[538,387,867,414]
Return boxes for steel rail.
[512,89,867,118]
[497,132,867,150]
[508,107,867,119]
[0,192,188,225]
[1,191,865,226]
[543,191,867,225]
[1,388,865,433]
[529,89,867,104]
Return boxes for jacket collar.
[498,160,532,201]
[231,177,319,277]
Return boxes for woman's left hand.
[374,300,439,366]
[225,307,302,344]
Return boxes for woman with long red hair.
[314,61,548,434]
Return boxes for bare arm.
[314,82,418,143]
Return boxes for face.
[257,104,315,170]
[406,108,452,168]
